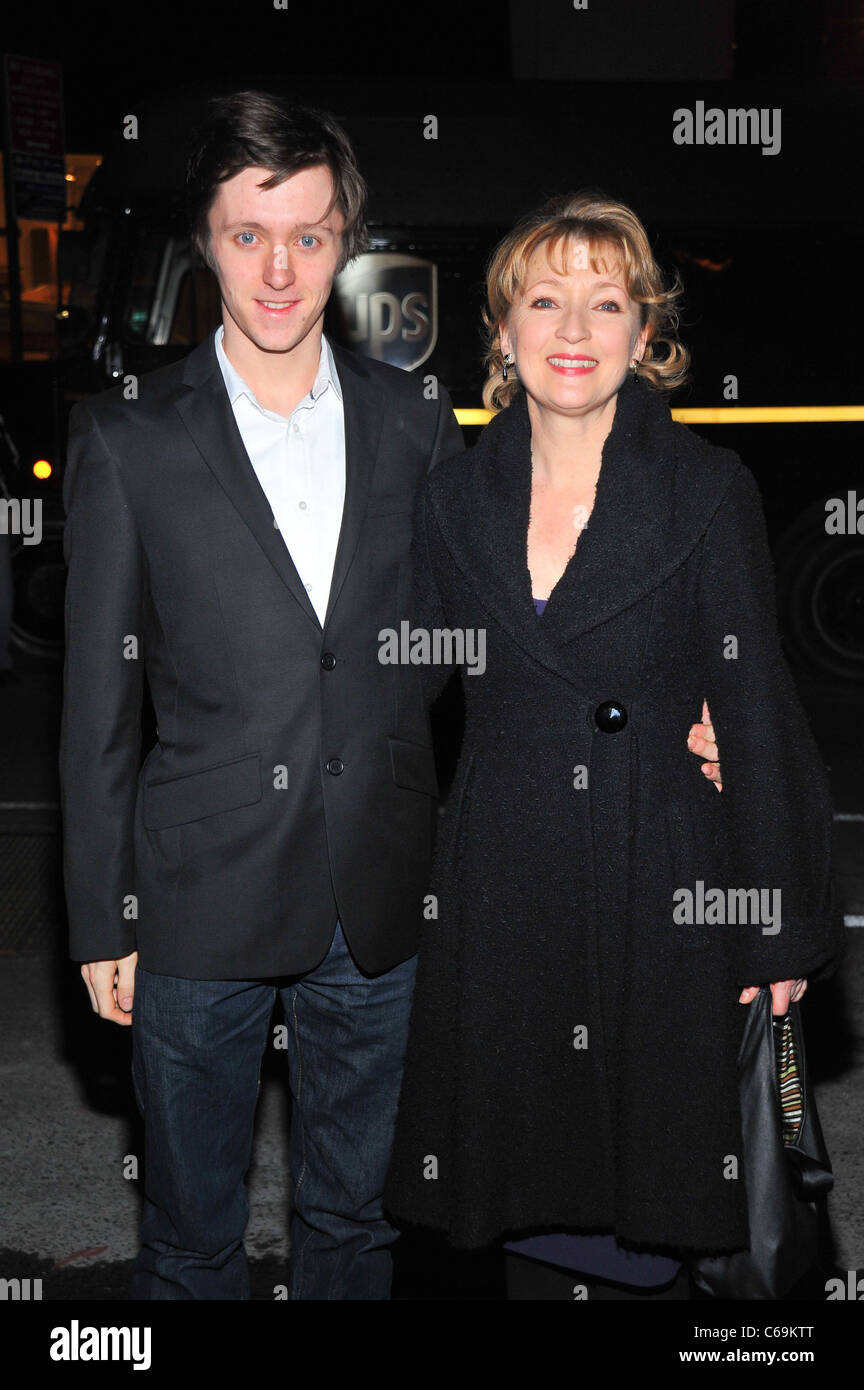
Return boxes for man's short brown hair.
[186,89,368,274]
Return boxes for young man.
[59,91,463,1301]
[59,90,722,1301]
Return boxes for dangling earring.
[502,352,514,382]
[631,357,640,380]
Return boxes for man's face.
[206,163,345,355]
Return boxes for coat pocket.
[143,752,262,829]
[387,735,439,797]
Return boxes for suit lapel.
[173,334,383,634]
[324,344,384,627]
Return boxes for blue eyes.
[234,232,320,248]
[530,297,621,311]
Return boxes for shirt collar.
[214,324,342,414]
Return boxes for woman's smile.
[546,354,599,374]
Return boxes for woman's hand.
[739,979,808,1014]
[688,698,722,791]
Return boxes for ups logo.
[334,253,438,371]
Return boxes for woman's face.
[500,238,649,421]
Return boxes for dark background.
[11,0,864,144]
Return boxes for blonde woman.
[384,193,841,1298]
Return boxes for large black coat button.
[594,700,627,733]
[321,652,336,670]
[326,757,344,775]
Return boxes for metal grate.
[0,832,64,951]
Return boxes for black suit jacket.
[58,333,465,978]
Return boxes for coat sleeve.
[59,402,145,963]
[697,461,844,988]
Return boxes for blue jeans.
[130,921,417,1300]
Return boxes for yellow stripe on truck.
[454,405,864,427]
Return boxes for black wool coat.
[383,375,844,1252]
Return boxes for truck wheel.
[774,500,864,685]
[10,520,66,662]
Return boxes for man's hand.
[81,952,138,1025]
[688,698,722,791]
[739,979,808,1014]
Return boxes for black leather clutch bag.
[691,986,834,1300]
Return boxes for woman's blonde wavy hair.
[482,191,689,411]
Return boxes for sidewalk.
[1,937,861,1299]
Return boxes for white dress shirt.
[214,324,346,626]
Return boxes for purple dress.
[502,597,682,1286]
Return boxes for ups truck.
[2,79,862,686]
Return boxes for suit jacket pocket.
[143,752,262,829]
[388,735,439,797]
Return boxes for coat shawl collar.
[173,333,384,632]
[427,374,738,686]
